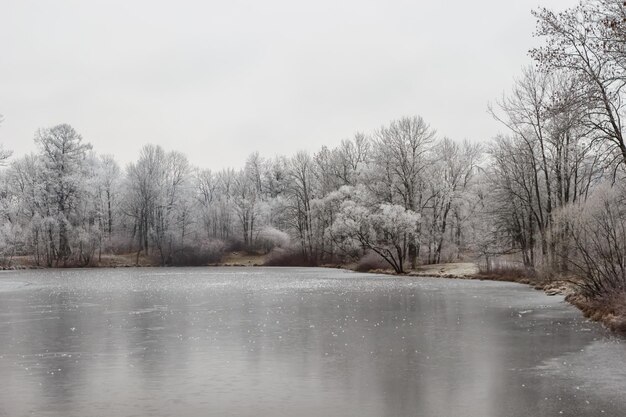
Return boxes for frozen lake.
[0,267,624,417]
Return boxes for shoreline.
[1,257,623,334]
[356,265,625,334]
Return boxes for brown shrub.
[355,252,389,272]
[263,248,317,266]
[158,240,226,266]
[476,259,538,284]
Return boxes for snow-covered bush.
[256,226,290,253]
[331,193,421,273]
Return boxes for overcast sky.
[0,0,578,169]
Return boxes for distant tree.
[232,164,259,248]
[97,154,121,236]
[369,116,435,268]
[426,138,482,264]
[0,114,13,164]
[194,168,219,238]
[327,133,370,187]
[35,124,92,264]
[123,145,192,264]
[286,151,317,261]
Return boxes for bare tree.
[0,114,13,164]
[564,183,626,298]
[427,139,482,264]
[531,2,626,168]
[369,116,435,268]
[232,165,259,248]
[489,68,602,274]
[285,151,317,261]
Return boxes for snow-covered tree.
[331,186,421,273]
[0,114,12,164]
[35,124,92,264]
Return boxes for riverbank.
[445,268,625,333]
[351,262,626,334]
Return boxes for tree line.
[0,116,481,273]
[0,0,625,301]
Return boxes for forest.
[0,1,625,314]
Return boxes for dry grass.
[262,249,317,266]
[96,253,157,267]
[4,253,160,268]
[474,261,540,285]
[409,262,479,278]
[6,251,266,268]
[566,292,626,333]
[220,252,266,266]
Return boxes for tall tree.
[35,124,92,263]
[370,116,435,267]
[531,2,626,168]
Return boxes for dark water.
[0,267,624,417]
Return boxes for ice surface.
[0,267,623,417]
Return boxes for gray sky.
[0,0,578,169]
